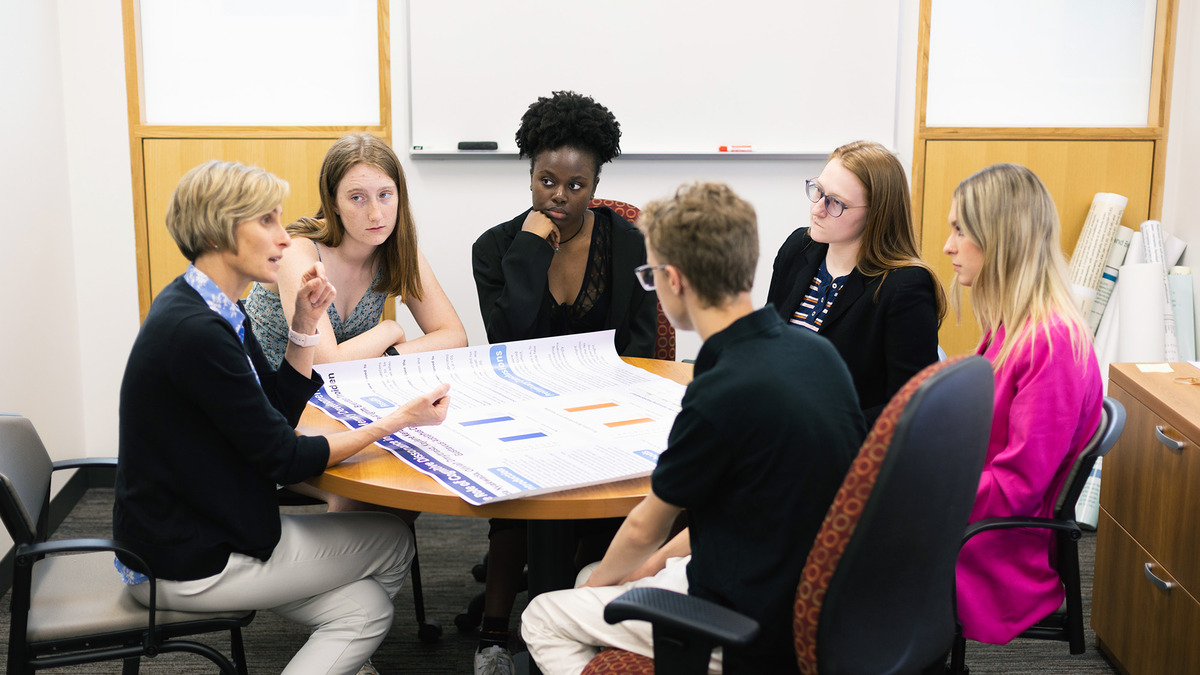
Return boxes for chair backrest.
[589,198,676,361]
[0,415,54,546]
[794,355,994,675]
[1054,396,1125,518]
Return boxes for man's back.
[651,307,866,673]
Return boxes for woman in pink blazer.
[942,163,1103,644]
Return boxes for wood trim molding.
[121,0,152,314]
[1149,0,1179,220]
[122,0,394,319]
[377,0,392,135]
[911,0,1178,228]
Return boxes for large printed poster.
[310,331,686,505]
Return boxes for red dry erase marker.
[718,145,753,152]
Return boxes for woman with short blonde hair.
[117,160,452,674]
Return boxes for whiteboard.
[926,0,1157,127]
[405,1,901,158]
[140,0,380,125]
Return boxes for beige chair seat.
[27,552,250,644]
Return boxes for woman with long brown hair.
[247,132,465,369]
[766,139,945,425]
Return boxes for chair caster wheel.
[417,621,442,643]
[455,593,486,633]
[471,562,487,583]
[454,612,477,633]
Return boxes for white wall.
[0,4,86,457]
[57,0,141,459]
[1162,0,1200,341]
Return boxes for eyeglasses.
[805,179,866,218]
[634,264,669,291]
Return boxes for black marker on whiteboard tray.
[458,141,499,150]
[718,145,753,152]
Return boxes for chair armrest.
[20,536,145,566]
[52,457,118,471]
[962,516,1083,545]
[603,587,761,649]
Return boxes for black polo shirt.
[652,307,865,673]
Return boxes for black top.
[652,307,865,674]
[765,228,941,426]
[114,276,330,581]
[471,206,656,357]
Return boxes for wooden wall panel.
[142,137,341,298]
[920,139,1156,357]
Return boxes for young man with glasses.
[521,182,866,674]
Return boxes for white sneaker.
[474,645,515,675]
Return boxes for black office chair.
[276,487,442,643]
[0,414,254,674]
[583,355,995,675]
[947,396,1126,674]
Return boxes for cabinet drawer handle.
[1154,425,1186,451]
[1144,563,1175,592]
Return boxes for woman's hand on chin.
[522,210,560,249]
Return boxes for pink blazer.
[956,318,1102,644]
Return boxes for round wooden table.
[297,356,693,595]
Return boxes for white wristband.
[288,327,320,347]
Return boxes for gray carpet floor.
[0,488,1120,674]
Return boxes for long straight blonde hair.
[950,163,1091,370]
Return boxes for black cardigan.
[471,206,657,357]
[114,276,330,581]
[765,228,941,425]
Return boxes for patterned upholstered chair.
[581,355,994,675]
[589,198,675,362]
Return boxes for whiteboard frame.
[403,1,901,159]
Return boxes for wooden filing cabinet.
[1092,363,1200,673]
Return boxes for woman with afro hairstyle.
[472,90,657,357]
[468,91,657,674]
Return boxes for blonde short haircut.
[166,160,289,262]
[639,182,758,307]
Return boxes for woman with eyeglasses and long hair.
[765,140,945,426]
[944,163,1102,645]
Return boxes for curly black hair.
[515,91,621,177]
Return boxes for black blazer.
[472,206,657,358]
[765,228,941,425]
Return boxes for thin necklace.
[555,213,587,252]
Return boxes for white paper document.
[309,331,686,505]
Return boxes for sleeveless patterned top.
[245,240,387,369]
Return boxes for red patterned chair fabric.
[582,647,656,674]
[588,198,676,362]
[581,356,969,675]
[793,355,965,673]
